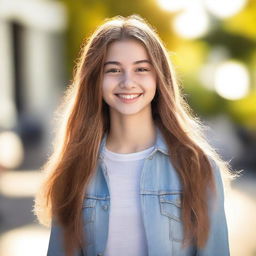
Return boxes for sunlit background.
[0,0,256,255]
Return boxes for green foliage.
[182,80,227,117]
[228,92,256,130]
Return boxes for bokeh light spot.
[173,7,210,39]
[205,0,248,18]
[0,131,24,169]
[214,61,249,100]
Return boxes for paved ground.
[0,169,255,256]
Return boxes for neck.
[106,109,156,154]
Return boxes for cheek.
[102,77,113,96]
[102,77,118,104]
[149,74,157,92]
[102,76,119,88]
[146,78,157,99]
[142,76,157,93]
[138,72,156,84]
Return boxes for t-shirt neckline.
[103,145,155,161]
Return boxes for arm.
[47,221,84,256]
[196,161,230,256]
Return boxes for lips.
[115,93,142,99]
[114,93,143,95]
[114,93,143,103]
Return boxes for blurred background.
[0,0,255,255]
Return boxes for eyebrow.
[104,60,152,66]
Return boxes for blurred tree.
[229,92,256,130]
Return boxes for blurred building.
[0,0,67,169]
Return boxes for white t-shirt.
[102,145,154,256]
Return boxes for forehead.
[105,39,149,61]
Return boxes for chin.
[116,107,149,116]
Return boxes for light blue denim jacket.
[47,128,230,256]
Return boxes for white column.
[22,28,66,153]
[0,20,17,129]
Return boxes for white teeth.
[118,94,141,99]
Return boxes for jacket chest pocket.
[159,193,184,242]
[82,198,97,245]
[83,198,97,223]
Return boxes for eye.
[136,67,150,72]
[105,68,121,73]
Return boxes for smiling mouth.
[115,93,143,99]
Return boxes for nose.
[119,71,137,89]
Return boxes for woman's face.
[102,39,157,117]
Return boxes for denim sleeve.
[197,161,230,256]
[47,221,84,256]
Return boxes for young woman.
[35,15,234,256]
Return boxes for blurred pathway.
[227,171,256,256]
[0,170,50,256]
[0,169,256,256]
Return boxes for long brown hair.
[34,15,234,256]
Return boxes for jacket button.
[148,156,153,160]
[102,205,108,211]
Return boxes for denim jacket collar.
[99,126,169,159]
